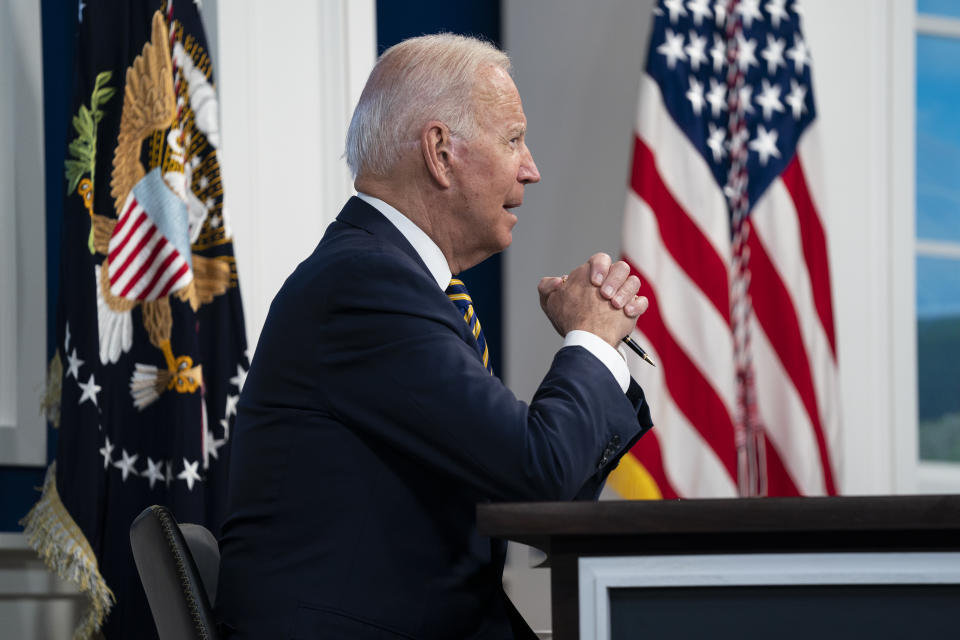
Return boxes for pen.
[621,335,656,367]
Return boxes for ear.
[420,121,453,189]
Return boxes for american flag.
[608,0,840,498]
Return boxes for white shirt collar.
[356,192,452,291]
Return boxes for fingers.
[588,253,612,286]
[537,276,564,309]
[596,261,628,299]
[587,255,647,316]
[624,294,649,318]
[603,273,641,314]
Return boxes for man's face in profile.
[451,66,541,260]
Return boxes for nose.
[519,145,541,184]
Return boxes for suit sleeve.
[257,251,653,502]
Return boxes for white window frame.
[913,11,960,492]
[0,1,47,467]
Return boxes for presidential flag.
[608,0,840,498]
[22,2,247,636]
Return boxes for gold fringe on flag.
[41,350,63,428]
[20,463,115,639]
[606,453,663,500]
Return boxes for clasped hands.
[538,253,649,349]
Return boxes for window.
[916,2,960,476]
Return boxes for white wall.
[215,0,376,353]
[802,1,916,495]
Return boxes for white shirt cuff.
[563,330,631,393]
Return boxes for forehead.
[473,66,526,129]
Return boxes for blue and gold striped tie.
[445,278,493,374]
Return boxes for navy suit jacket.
[216,197,653,639]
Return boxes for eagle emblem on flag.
[77,11,235,409]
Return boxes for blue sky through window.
[918,0,960,19]
[916,35,960,244]
[916,34,960,319]
[917,256,960,318]
[916,1,960,461]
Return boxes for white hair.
[345,33,511,178]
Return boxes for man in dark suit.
[216,34,653,639]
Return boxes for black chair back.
[130,504,220,640]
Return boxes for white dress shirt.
[355,193,631,392]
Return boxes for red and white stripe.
[619,72,841,498]
[107,192,193,301]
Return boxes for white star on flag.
[766,0,790,28]
[687,0,712,26]
[657,29,687,69]
[99,436,114,470]
[66,349,84,379]
[178,458,202,491]
[78,373,102,407]
[713,0,728,26]
[204,429,226,469]
[761,34,786,76]
[785,79,808,119]
[220,416,231,441]
[686,76,706,115]
[710,34,726,73]
[685,31,708,71]
[114,449,140,481]
[663,0,688,23]
[225,393,239,419]
[756,78,785,120]
[144,457,165,489]
[736,33,758,71]
[736,0,763,28]
[786,36,810,73]
[749,124,781,165]
[707,123,727,162]
[706,78,727,118]
[229,363,247,393]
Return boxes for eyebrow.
[506,124,526,138]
